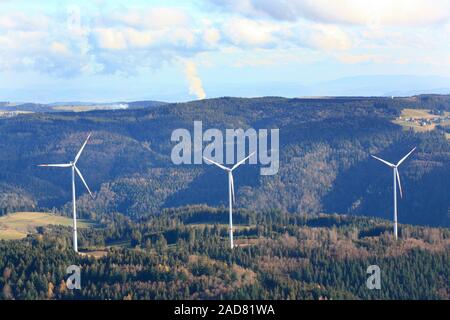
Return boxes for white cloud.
[106,7,190,29]
[337,54,387,64]
[301,24,353,51]
[222,17,278,48]
[0,1,449,83]
[0,12,49,31]
[93,26,197,51]
[0,6,204,77]
[0,8,99,77]
[50,42,71,56]
[93,7,197,51]
[202,28,221,47]
[94,27,128,50]
[209,0,450,26]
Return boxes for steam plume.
[183,60,206,100]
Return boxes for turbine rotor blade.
[37,163,71,167]
[74,165,93,198]
[230,172,236,203]
[397,147,416,166]
[231,151,256,171]
[74,133,92,164]
[203,156,230,171]
[396,169,403,198]
[371,155,395,168]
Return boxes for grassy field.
[52,105,127,112]
[400,108,441,119]
[79,250,108,259]
[393,108,450,134]
[52,105,102,112]
[0,212,95,240]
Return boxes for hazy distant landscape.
[1,0,450,303]
[0,100,167,115]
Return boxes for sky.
[1,0,450,102]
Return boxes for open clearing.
[52,105,127,112]
[53,105,102,112]
[79,250,108,259]
[0,212,95,240]
[393,108,450,135]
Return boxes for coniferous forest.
[1,207,449,300]
[0,95,449,300]
[0,95,448,226]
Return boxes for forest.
[0,207,449,300]
[0,95,448,227]
[0,95,449,300]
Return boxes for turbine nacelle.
[371,147,416,199]
[203,152,256,204]
[38,133,94,199]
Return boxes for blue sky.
[1,0,450,102]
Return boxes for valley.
[0,95,449,300]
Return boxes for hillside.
[0,208,448,300]
[0,95,448,227]
[0,100,167,114]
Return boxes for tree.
[47,282,54,299]
[58,279,67,296]
[2,283,13,300]
[3,267,12,281]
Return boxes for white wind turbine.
[371,147,416,240]
[38,133,94,252]
[203,152,255,249]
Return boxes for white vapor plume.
[183,60,206,100]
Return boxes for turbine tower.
[203,152,255,249]
[38,133,94,252]
[371,147,416,240]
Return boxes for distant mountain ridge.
[306,75,450,97]
[0,100,168,113]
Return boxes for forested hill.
[0,95,449,227]
[0,209,449,300]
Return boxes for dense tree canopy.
[0,95,448,226]
[0,208,448,300]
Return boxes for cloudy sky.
[1,0,450,102]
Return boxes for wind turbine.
[371,147,416,240]
[38,133,94,252]
[203,152,255,249]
